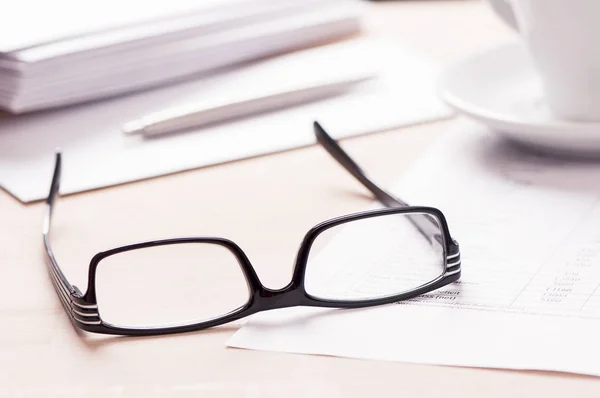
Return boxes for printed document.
[228,121,600,376]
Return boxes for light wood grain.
[2,1,599,396]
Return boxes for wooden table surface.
[2,1,600,396]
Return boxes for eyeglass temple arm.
[43,152,80,300]
[313,121,441,242]
[313,122,409,208]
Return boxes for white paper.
[228,119,600,377]
[0,0,266,53]
[4,0,320,61]
[0,39,451,202]
[1,1,361,113]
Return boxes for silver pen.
[122,73,373,137]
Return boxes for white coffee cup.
[487,0,600,122]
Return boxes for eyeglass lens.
[304,212,445,301]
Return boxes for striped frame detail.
[445,250,461,276]
[46,261,101,326]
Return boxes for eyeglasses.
[43,121,461,336]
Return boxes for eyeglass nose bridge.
[253,282,305,311]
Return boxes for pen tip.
[122,120,145,135]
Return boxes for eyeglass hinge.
[72,285,84,298]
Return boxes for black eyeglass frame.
[43,122,461,336]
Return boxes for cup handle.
[487,0,518,31]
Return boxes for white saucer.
[439,42,600,156]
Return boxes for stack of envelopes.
[0,0,362,113]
